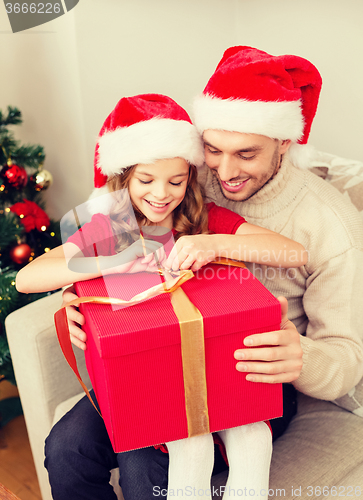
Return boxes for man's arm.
[292,248,363,400]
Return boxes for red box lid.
[75,264,280,359]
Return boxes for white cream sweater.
[198,154,363,401]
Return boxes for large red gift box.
[69,264,282,452]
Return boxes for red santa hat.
[193,46,322,168]
[92,94,204,198]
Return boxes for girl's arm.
[16,243,106,294]
[165,224,308,272]
[15,238,164,294]
[230,221,308,267]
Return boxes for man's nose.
[217,155,241,181]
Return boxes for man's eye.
[239,155,256,161]
[206,146,220,154]
[170,181,182,186]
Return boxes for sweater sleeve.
[293,247,363,400]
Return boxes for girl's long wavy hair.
[106,163,209,253]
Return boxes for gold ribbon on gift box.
[54,257,245,438]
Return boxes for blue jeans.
[44,385,296,500]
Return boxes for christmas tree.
[0,106,61,392]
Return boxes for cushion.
[311,151,363,217]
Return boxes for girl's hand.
[122,256,161,274]
[234,297,303,383]
[104,238,166,275]
[165,235,218,272]
[62,285,87,351]
[128,238,166,261]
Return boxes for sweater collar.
[208,152,307,220]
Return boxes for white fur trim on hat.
[193,94,304,142]
[287,142,316,169]
[97,118,204,177]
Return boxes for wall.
[1,0,362,220]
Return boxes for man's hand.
[234,296,303,383]
[62,285,87,351]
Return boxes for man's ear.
[279,139,291,155]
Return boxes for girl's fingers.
[141,252,154,264]
[171,251,185,271]
[179,254,197,270]
[155,246,166,264]
[70,334,87,351]
[141,241,161,262]
[142,240,159,254]
[163,246,179,270]
[66,306,85,326]
[61,286,78,306]
[141,241,164,263]
[164,246,178,269]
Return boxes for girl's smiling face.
[128,157,189,229]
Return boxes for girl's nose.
[152,182,168,199]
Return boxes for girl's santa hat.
[193,46,322,168]
[91,94,204,201]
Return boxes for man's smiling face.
[203,130,291,202]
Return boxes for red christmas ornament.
[9,243,32,265]
[2,163,28,188]
[10,199,50,232]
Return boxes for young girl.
[16,94,307,500]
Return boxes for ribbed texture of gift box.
[75,264,283,452]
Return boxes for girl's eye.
[139,179,152,184]
[170,181,183,186]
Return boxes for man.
[192,46,363,399]
[191,46,363,496]
[49,46,363,498]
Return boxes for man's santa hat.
[90,93,204,204]
[193,46,322,168]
